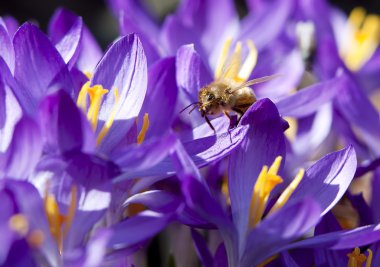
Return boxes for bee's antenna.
[180,102,199,113]
[188,105,199,114]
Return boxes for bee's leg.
[223,111,234,142]
[205,115,216,133]
[232,108,244,125]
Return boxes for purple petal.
[191,229,213,267]
[0,18,15,73]
[228,99,287,248]
[371,169,380,223]
[276,77,344,118]
[287,223,380,250]
[280,251,300,267]
[124,190,181,213]
[291,146,357,216]
[238,0,294,50]
[3,16,19,36]
[0,79,5,129]
[109,0,161,64]
[2,116,42,179]
[48,8,83,69]
[112,133,177,171]
[241,198,321,267]
[176,44,212,101]
[139,57,177,139]
[108,211,172,249]
[356,49,380,93]
[334,75,380,156]
[213,243,228,267]
[38,90,96,154]
[0,86,22,152]
[113,125,248,181]
[176,0,238,54]
[161,15,207,57]
[91,34,147,155]
[76,26,103,73]
[13,23,73,114]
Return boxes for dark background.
[0,0,379,48]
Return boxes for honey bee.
[181,39,278,131]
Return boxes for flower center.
[249,156,305,228]
[214,38,258,84]
[44,186,77,253]
[77,76,150,146]
[347,247,373,267]
[342,7,380,71]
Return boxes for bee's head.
[199,88,219,116]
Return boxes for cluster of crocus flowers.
[1,0,380,266]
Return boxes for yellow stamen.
[344,7,380,70]
[84,72,92,80]
[284,117,298,141]
[8,214,29,236]
[96,88,120,145]
[257,254,278,267]
[237,40,258,83]
[87,85,109,130]
[27,230,45,248]
[215,38,232,79]
[348,247,368,267]
[268,168,305,216]
[63,186,77,237]
[44,186,77,253]
[224,41,242,81]
[348,7,366,29]
[76,81,90,112]
[367,249,373,267]
[44,194,63,251]
[249,157,284,227]
[137,113,150,144]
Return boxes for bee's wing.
[230,74,281,93]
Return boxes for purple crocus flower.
[171,98,380,267]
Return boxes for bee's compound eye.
[207,94,215,101]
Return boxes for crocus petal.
[112,133,177,171]
[108,0,161,64]
[191,229,213,267]
[241,198,321,267]
[2,116,42,179]
[48,8,83,69]
[113,125,248,182]
[107,211,172,250]
[2,179,59,266]
[356,49,380,93]
[0,79,5,129]
[13,23,73,114]
[276,76,344,118]
[0,85,22,152]
[3,16,19,36]
[91,34,148,155]
[175,0,238,55]
[280,251,300,267]
[176,44,213,127]
[0,18,14,73]
[124,190,181,214]
[286,224,380,250]
[38,90,96,154]
[371,169,380,223]
[291,146,357,216]
[138,57,177,139]
[238,0,295,50]
[161,15,207,58]
[176,44,212,101]
[76,26,103,73]
[228,99,287,249]
[182,174,238,266]
[334,75,380,156]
